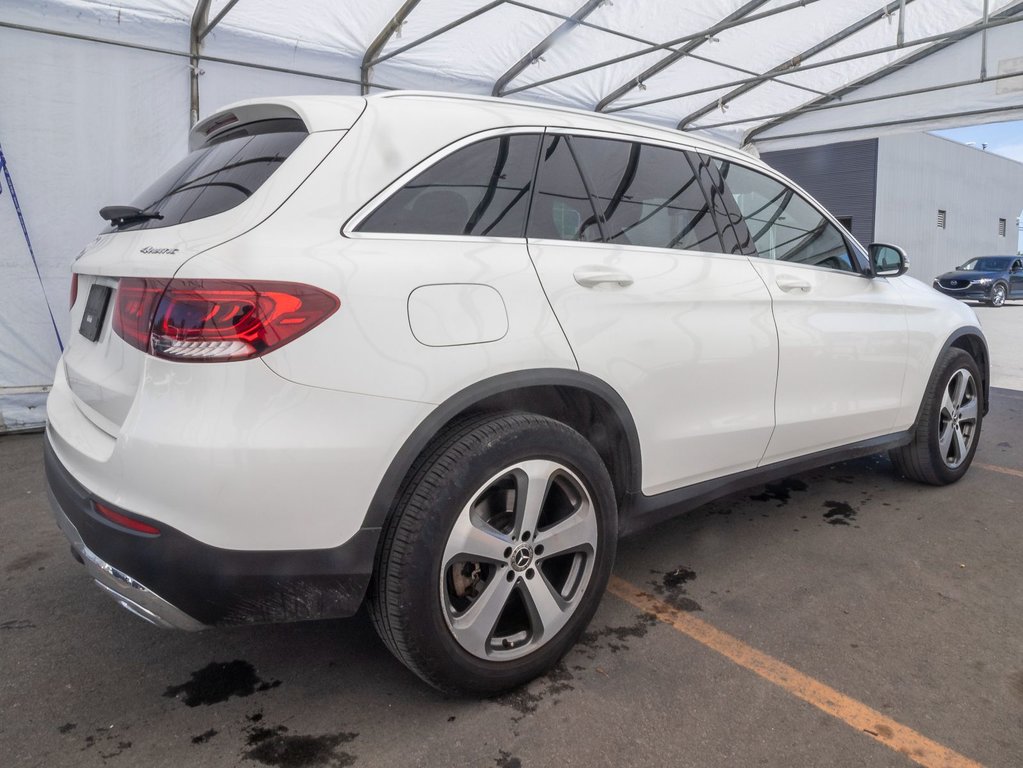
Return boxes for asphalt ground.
[2,385,1022,768]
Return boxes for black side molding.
[620,430,913,536]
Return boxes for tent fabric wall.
[1,0,1021,430]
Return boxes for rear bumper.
[44,434,379,627]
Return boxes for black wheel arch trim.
[925,325,990,420]
[363,368,643,530]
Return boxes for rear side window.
[526,135,602,242]
[712,160,858,273]
[113,118,307,231]
[357,134,540,238]
[567,136,723,252]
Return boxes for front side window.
[566,137,723,253]
[713,160,858,273]
[357,134,540,238]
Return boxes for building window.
[999,218,1007,237]
[937,209,947,229]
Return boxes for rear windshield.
[108,118,307,231]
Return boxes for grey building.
[762,133,1023,280]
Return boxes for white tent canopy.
[1,0,1022,430]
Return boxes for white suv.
[46,92,988,694]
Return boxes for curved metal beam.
[500,0,820,99]
[369,1,505,68]
[189,0,213,125]
[744,0,1023,144]
[493,0,604,97]
[361,0,424,95]
[594,0,772,113]
[678,0,910,130]
[603,12,1023,115]
[198,0,244,42]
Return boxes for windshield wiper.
[99,205,164,226]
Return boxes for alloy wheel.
[439,459,598,661]
[938,368,978,469]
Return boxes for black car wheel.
[368,412,617,694]
[989,283,1007,307]
[890,348,982,485]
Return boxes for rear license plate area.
[79,283,112,342]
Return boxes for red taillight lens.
[70,273,79,309]
[112,279,340,362]
[94,502,161,536]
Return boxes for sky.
[932,119,1023,254]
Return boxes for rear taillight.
[70,273,79,308]
[113,278,340,362]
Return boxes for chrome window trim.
[343,121,870,277]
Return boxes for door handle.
[775,275,812,293]
[573,266,634,288]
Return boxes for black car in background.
[933,255,1023,307]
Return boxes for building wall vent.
[999,218,1007,237]
[937,209,947,229]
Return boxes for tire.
[889,348,983,485]
[368,412,617,694]
[990,283,1007,307]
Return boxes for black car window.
[691,153,756,256]
[358,134,540,238]
[712,159,857,273]
[565,136,724,253]
[112,118,307,231]
[527,135,602,242]
[962,257,1013,271]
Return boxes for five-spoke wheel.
[936,368,978,469]
[890,348,983,485]
[441,459,599,661]
[368,413,616,694]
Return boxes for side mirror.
[869,243,909,278]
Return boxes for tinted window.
[113,118,307,231]
[713,160,857,272]
[566,137,722,252]
[693,154,756,256]
[358,134,540,237]
[527,135,602,242]
[961,257,1013,271]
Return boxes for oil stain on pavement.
[243,723,358,767]
[823,501,858,526]
[749,478,808,506]
[164,660,281,707]
[650,566,702,612]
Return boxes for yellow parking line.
[607,576,984,768]
[975,462,1023,480]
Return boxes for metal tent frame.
[6,0,1020,143]
[176,0,1023,140]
